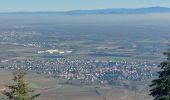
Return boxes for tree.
[1,72,40,100]
[150,48,170,100]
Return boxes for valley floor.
[0,70,152,100]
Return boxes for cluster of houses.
[0,58,158,84]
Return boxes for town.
[0,58,158,85]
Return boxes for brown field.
[0,70,152,100]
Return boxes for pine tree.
[1,72,40,100]
[150,48,170,100]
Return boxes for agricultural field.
[0,14,170,100]
[0,70,152,100]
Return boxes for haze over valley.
[0,10,170,99]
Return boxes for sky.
[0,0,170,12]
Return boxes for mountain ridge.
[1,6,170,15]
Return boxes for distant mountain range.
[2,7,170,15]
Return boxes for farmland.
[0,14,170,99]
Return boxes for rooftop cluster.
[0,58,157,84]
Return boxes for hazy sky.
[0,0,170,12]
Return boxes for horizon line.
[0,6,169,13]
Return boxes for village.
[0,58,157,84]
